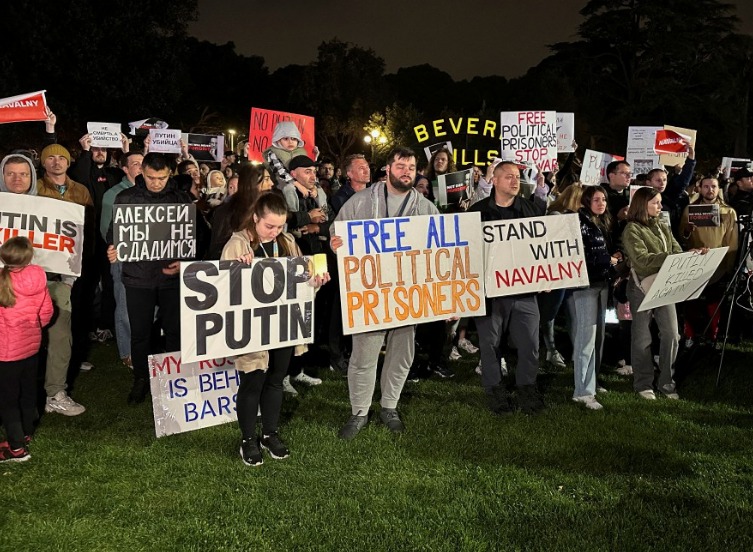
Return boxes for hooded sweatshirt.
[0,154,38,196]
[263,121,309,188]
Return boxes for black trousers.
[0,354,38,449]
[237,347,293,440]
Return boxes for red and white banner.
[654,129,690,155]
[0,90,48,124]
[247,108,316,163]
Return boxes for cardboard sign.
[113,203,196,262]
[149,352,238,438]
[688,204,720,227]
[659,125,696,166]
[483,213,589,297]
[180,257,316,363]
[637,248,728,311]
[499,111,558,172]
[181,133,223,163]
[626,126,662,175]
[654,129,690,155]
[148,128,181,154]
[335,213,486,335]
[424,141,453,162]
[129,117,168,136]
[0,194,85,276]
[0,90,47,124]
[87,122,122,149]
[434,168,473,207]
[248,108,315,163]
[581,149,625,186]
[556,112,575,153]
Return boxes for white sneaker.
[500,357,508,377]
[79,362,94,372]
[638,389,657,400]
[546,350,567,369]
[615,365,633,376]
[596,386,608,394]
[457,338,478,354]
[475,361,482,376]
[660,384,680,400]
[292,372,322,386]
[282,376,298,396]
[572,395,603,410]
[45,391,86,416]
[449,347,462,361]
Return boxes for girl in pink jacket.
[0,237,53,463]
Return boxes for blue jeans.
[566,283,608,398]
[111,263,131,359]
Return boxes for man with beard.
[331,147,438,439]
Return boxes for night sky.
[189,0,753,81]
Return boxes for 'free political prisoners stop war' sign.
[483,213,589,297]
[334,213,486,335]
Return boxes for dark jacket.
[330,181,358,216]
[467,193,545,221]
[578,208,613,284]
[69,150,124,225]
[107,174,199,288]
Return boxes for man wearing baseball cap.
[730,167,753,218]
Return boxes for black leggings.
[237,347,293,439]
[0,354,38,449]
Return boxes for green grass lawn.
[3,338,752,551]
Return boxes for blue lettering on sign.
[426,215,468,248]
[345,218,412,255]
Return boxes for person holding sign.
[468,161,547,415]
[221,193,329,466]
[331,147,438,439]
[623,187,706,400]
[678,176,738,347]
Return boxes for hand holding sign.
[79,134,92,151]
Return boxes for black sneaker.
[432,364,455,379]
[379,408,405,433]
[127,378,149,404]
[488,385,515,415]
[260,433,290,460]
[517,384,545,415]
[329,357,349,377]
[240,438,263,466]
[338,414,368,440]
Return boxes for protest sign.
[0,90,47,124]
[581,149,624,186]
[654,128,691,155]
[148,128,181,154]
[180,257,316,363]
[687,204,720,227]
[499,111,558,172]
[181,133,223,163]
[424,141,453,162]
[335,213,486,335]
[113,203,196,262]
[129,117,168,136]
[149,352,238,438]
[434,168,473,207]
[87,122,122,149]
[637,248,728,312]
[483,213,588,297]
[556,112,575,153]
[721,157,751,179]
[0,194,84,276]
[659,125,696,166]
[248,108,315,163]
[414,117,500,166]
[626,126,662,175]
[629,184,650,203]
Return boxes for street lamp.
[228,129,236,152]
[364,129,387,164]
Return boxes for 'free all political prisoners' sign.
[113,203,196,262]
[149,352,238,438]
[0,194,85,277]
[483,213,589,297]
[180,257,316,363]
[334,213,486,335]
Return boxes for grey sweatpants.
[347,325,415,415]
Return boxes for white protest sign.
[87,122,122,149]
[626,126,662,175]
[581,149,624,186]
[499,111,558,172]
[483,213,589,297]
[435,168,473,207]
[180,257,316,363]
[659,125,696,166]
[637,247,728,312]
[149,128,181,154]
[149,352,238,438]
[335,213,486,335]
[721,157,751,179]
[0,194,85,276]
[556,112,575,153]
[424,141,453,163]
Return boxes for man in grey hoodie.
[331,147,438,439]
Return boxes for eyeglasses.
[615,171,633,177]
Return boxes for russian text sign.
[87,122,122,148]
[148,128,181,154]
[113,203,196,262]
[248,108,315,163]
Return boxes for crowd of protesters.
[0,110,749,466]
